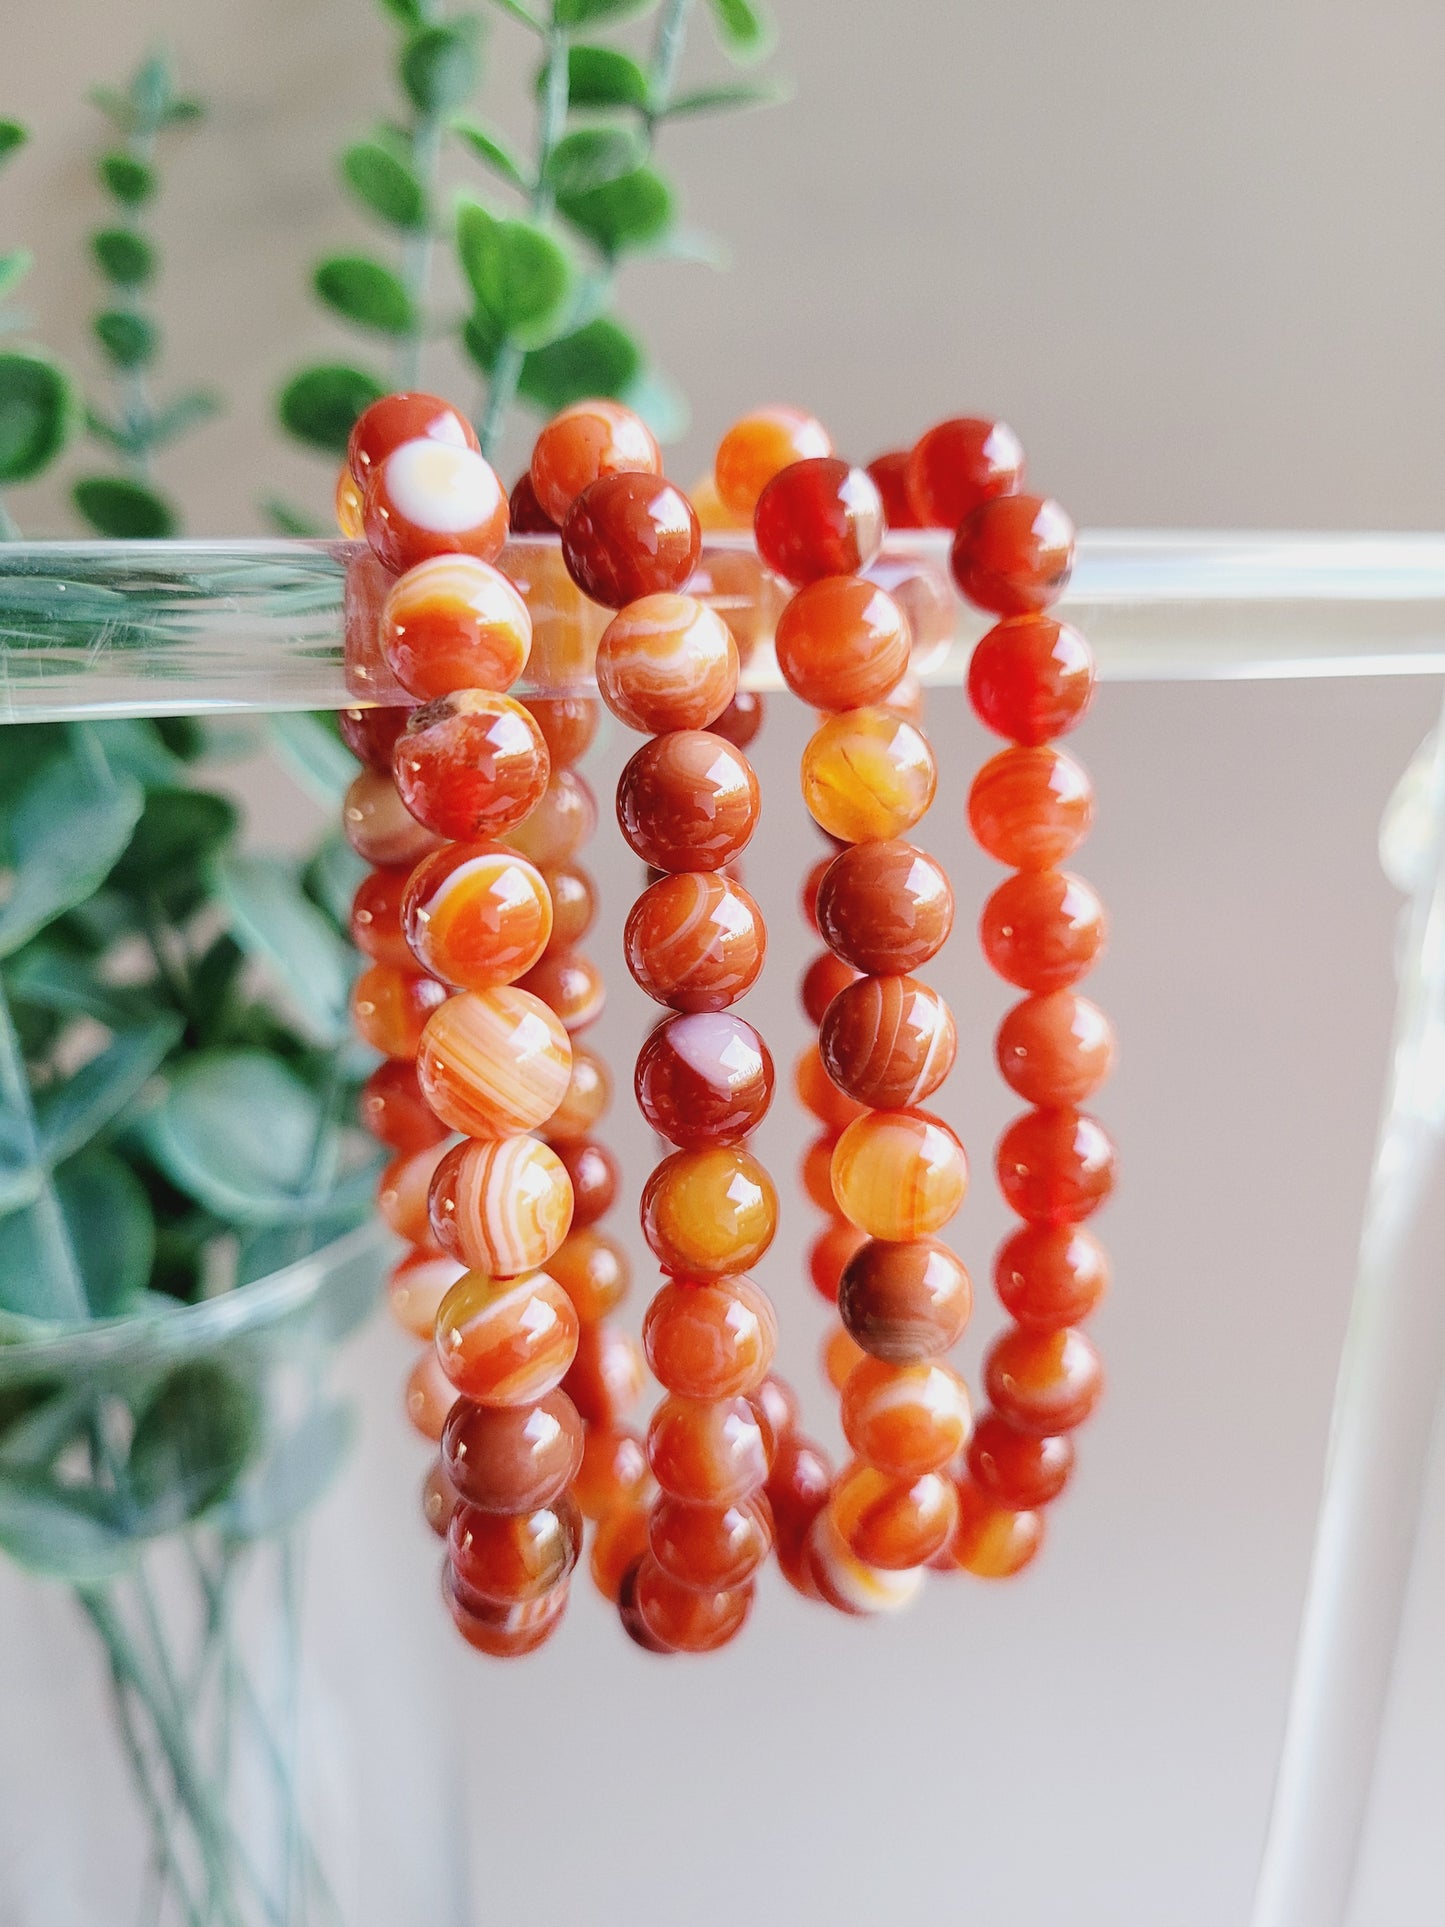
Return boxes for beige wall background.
[3,2,1445,1924]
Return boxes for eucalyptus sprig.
[0,121,82,537]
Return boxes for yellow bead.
[830,1107,967,1239]
[800,707,937,843]
[641,1146,778,1278]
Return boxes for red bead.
[751,1373,799,1454]
[517,947,606,1033]
[561,474,701,608]
[340,703,412,771]
[442,1389,584,1513]
[541,860,597,948]
[435,1270,580,1405]
[563,1321,645,1428]
[443,1566,568,1656]
[525,695,599,768]
[767,1433,834,1599]
[967,615,1096,744]
[649,1494,772,1592]
[864,449,921,529]
[715,407,833,517]
[393,691,550,843]
[363,438,509,575]
[350,867,413,968]
[387,1249,464,1339]
[616,730,760,872]
[647,1393,769,1504]
[967,1413,1074,1509]
[359,1057,445,1155]
[968,746,1093,870]
[502,768,598,869]
[801,950,859,1027]
[906,417,1024,527]
[801,854,831,932]
[983,1324,1103,1435]
[643,1275,777,1399]
[635,1011,774,1146]
[801,1134,840,1211]
[707,688,764,751]
[994,1222,1109,1327]
[380,556,532,703]
[350,963,448,1058]
[422,1458,460,1538]
[819,974,957,1110]
[840,1356,971,1476]
[550,1137,619,1227]
[402,841,553,990]
[631,1556,752,1653]
[507,469,558,533]
[944,1477,1044,1578]
[545,1046,611,1142]
[996,991,1114,1107]
[794,1043,867,1134]
[405,1349,456,1440]
[951,494,1075,616]
[808,1220,867,1303]
[754,458,885,587]
[548,1227,629,1322]
[347,391,478,484]
[624,872,765,1012]
[530,399,661,525]
[574,1428,650,1523]
[378,1139,452,1247]
[980,869,1106,991]
[448,1493,582,1604]
[773,576,910,711]
[815,839,954,975]
[830,1459,957,1569]
[996,1108,1116,1224]
[837,1236,972,1362]
[343,768,442,870]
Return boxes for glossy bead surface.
[348,391,478,484]
[819,974,957,1110]
[561,473,701,608]
[980,869,1107,991]
[996,1108,1116,1223]
[841,1356,972,1476]
[803,1135,843,1211]
[387,1249,465,1340]
[967,1413,1074,1509]
[616,730,760,872]
[444,1568,568,1656]
[633,1558,753,1653]
[804,1506,924,1615]
[340,703,412,772]
[767,1434,833,1598]
[809,1220,867,1303]
[752,1373,799,1453]
[442,1389,584,1513]
[530,399,661,524]
[378,1139,452,1247]
[547,1227,628,1323]
[545,1045,610,1141]
[350,867,413,968]
[774,576,910,711]
[995,1222,1109,1327]
[503,769,597,868]
[984,1324,1103,1434]
[435,1270,580,1405]
[649,1495,771,1592]
[416,987,571,1139]
[422,1459,459,1538]
[574,1427,650,1522]
[969,745,1093,870]
[838,1236,972,1362]
[525,695,598,767]
[714,406,833,517]
[815,839,953,974]
[380,554,531,701]
[550,1138,617,1229]
[831,1107,967,1240]
[429,1136,573,1278]
[507,469,557,533]
[449,1492,582,1605]
[823,1326,870,1393]
[393,692,549,844]
[951,493,1075,616]
[624,872,765,1011]
[641,1146,778,1277]
[754,458,885,587]
[405,1349,456,1441]
[946,1478,1044,1577]
[968,614,1096,744]
[996,991,1114,1107]
[708,688,764,750]
[563,1322,645,1428]
[906,417,1024,527]
[831,1460,957,1569]
[343,769,442,869]
[541,861,597,949]
[402,841,552,989]
[350,963,448,1059]
[635,1012,774,1146]
[801,707,936,843]
[589,1502,651,1602]
[864,449,920,529]
[335,462,366,537]
[647,1394,769,1504]
[517,948,606,1033]
[801,950,859,1027]
[361,1057,446,1155]
[643,1275,777,1399]
[795,1044,866,1133]
[597,594,738,733]
[363,438,509,574]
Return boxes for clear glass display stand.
[5,528,1445,1927]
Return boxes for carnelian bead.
[402,842,552,989]
[351,963,448,1059]
[335,463,366,538]
[361,1058,446,1155]
[526,695,598,768]
[773,577,910,712]
[831,1107,968,1240]
[416,987,571,1139]
[507,469,558,533]
[831,1460,957,1570]
[819,974,957,1110]
[442,1388,584,1513]
[980,869,1107,991]
[967,1413,1074,1509]
[647,1393,768,1503]
[633,1557,752,1653]
[802,1135,841,1211]
[504,770,598,868]
[804,1505,924,1615]
[649,1495,772,1592]
[597,594,738,733]
[753,458,885,587]
[635,1012,774,1147]
[574,1427,650,1522]
[946,1478,1043,1578]
[950,493,1075,616]
[449,1492,582,1604]
[561,474,700,608]
[801,853,831,931]
[380,555,532,702]
[968,614,1096,744]
[545,1045,611,1141]
[517,948,606,1033]
[794,1044,866,1133]
[343,769,442,869]
[616,730,760,872]
[815,839,953,976]
[995,1222,1109,1327]
[641,1146,778,1278]
[643,1275,777,1399]
[541,861,597,949]
[428,1136,574,1277]
[996,1108,1116,1223]
[378,1139,452,1247]
[708,688,763,750]
[984,1324,1103,1435]
[809,1221,867,1303]
[405,1349,456,1441]
[351,867,413,968]
[422,1459,459,1538]
[865,450,921,529]
[801,950,859,1027]
[996,991,1114,1108]
[548,1227,628,1322]
[767,1434,833,1598]
[841,1356,972,1476]
[444,1567,568,1657]
[752,1373,799,1451]
[905,417,1024,527]
[348,390,478,484]
[530,398,661,525]
[435,1270,580,1405]
[564,1322,645,1428]
[624,872,765,1012]
[393,692,549,844]
[801,707,936,842]
[969,745,1093,870]
[714,406,833,517]
[550,1137,618,1227]
[837,1237,972,1362]
[363,438,509,575]
[591,1502,651,1602]
[340,703,411,771]
[387,1249,465,1340]
[823,1326,869,1393]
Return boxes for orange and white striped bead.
[416,987,572,1139]
[428,1134,574,1278]
[434,1269,580,1406]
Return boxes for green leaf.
[545,125,647,198]
[0,1472,138,1581]
[72,476,176,539]
[6,942,157,1028]
[456,201,572,348]
[98,152,155,206]
[147,389,221,448]
[557,165,674,257]
[0,352,80,483]
[0,250,32,300]
[278,364,386,454]
[520,315,642,411]
[144,1052,341,1224]
[128,1361,262,1534]
[0,1387,93,1474]
[93,309,158,370]
[91,228,156,288]
[219,1399,354,1539]
[268,711,360,809]
[211,852,356,1047]
[0,122,26,167]
[36,1018,181,1164]
[400,18,482,114]
[53,1151,155,1315]
[260,496,326,538]
[704,0,773,59]
[461,307,502,376]
[483,0,543,27]
[557,45,650,110]
[341,140,427,229]
[660,79,788,115]
[451,119,533,193]
[554,0,657,24]
[376,0,424,22]
[0,737,144,959]
[313,254,416,336]
[112,787,238,907]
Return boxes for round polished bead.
[348,391,478,484]
[530,399,661,525]
[754,458,885,587]
[350,963,448,1059]
[541,861,597,948]
[801,950,859,1027]
[996,991,1114,1107]
[507,469,558,533]
[378,1138,452,1247]
[649,1494,772,1592]
[967,1413,1074,1509]
[340,703,412,772]
[516,948,606,1033]
[363,438,509,574]
[984,1324,1103,1434]
[864,449,921,529]
[841,1355,972,1476]
[416,987,571,1138]
[561,473,701,608]
[767,1434,833,1598]
[393,692,550,844]
[708,687,764,750]
[616,730,760,872]
[801,707,937,842]
[633,1557,752,1653]
[360,1057,446,1155]
[951,493,1075,616]
[525,695,598,768]
[563,1321,645,1428]
[815,839,954,974]
[969,745,1093,870]
[995,1222,1109,1327]
[624,872,765,1012]
[647,1393,769,1504]
[404,1349,456,1441]
[795,1043,867,1133]
[830,1460,957,1570]
[402,842,552,989]
[449,1492,582,1604]
[387,1249,465,1340]
[343,768,442,869]
[906,417,1024,527]
[641,1146,778,1277]
[802,1135,842,1212]
[752,1374,799,1454]
[335,462,366,537]
[980,869,1107,991]
[442,1388,584,1513]
[574,1427,650,1523]
[714,406,833,517]
[837,1236,972,1362]
[809,1220,867,1304]
[804,1505,925,1616]
[590,1502,652,1602]
[831,1107,968,1240]
[597,594,739,733]
[819,974,957,1110]
[545,1045,611,1141]
[643,1275,777,1399]
[942,1478,1044,1579]
[504,770,598,868]
[824,1326,870,1393]
[351,867,413,968]
[444,1567,569,1657]
[429,1135,573,1277]
[801,853,831,932]
[774,576,910,711]
[997,1108,1116,1224]
[435,1270,580,1405]
[635,1012,775,1146]
[422,1459,459,1538]
[380,554,531,702]
[547,1227,628,1322]
[968,614,1096,743]
[551,1137,619,1227]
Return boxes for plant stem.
[646,0,696,127]
[0,970,90,1319]
[101,1647,209,1927]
